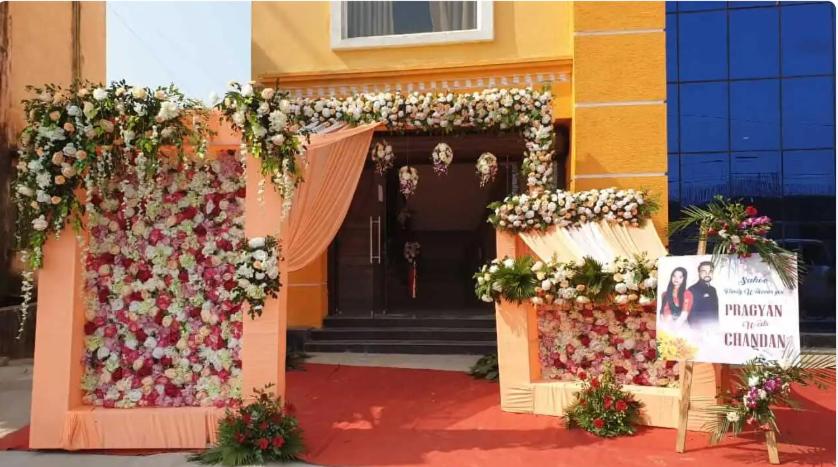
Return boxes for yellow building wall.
[569,2,668,239]
[252,1,573,76]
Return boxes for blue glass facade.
[666,1,836,330]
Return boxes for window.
[782,77,835,149]
[668,153,681,203]
[680,82,728,152]
[731,151,782,200]
[678,11,728,81]
[331,1,492,50]
[667,84,679,153]
[666,14,678,82]
[730,7,779,79]
[680,153,730,205]
[781,3,835,76]
[783,149,836,197]
[731,80,780,151]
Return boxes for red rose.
[604,397,613,409]
[622,349,633,359]
[590,378,600,389]
[579,335,591,347]
[644,348,657,360]
[706,227,717,236]
[164,383,180,397]
[257,438,270,450]
[665,360,676,369]
[616,400,628,412]
[84,321,98,335]
[593,418,605,429]
[272,436,285,448]
[235,433,246,444]
[137,269,152,282]
[742,235,756,245]
[614,366,628,375]
[578,371,587,381]
[242,413,251,425]
[111,367,123,381]
[160,356,172,367]
[745,205,758,217]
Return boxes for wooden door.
[330,167,386,315]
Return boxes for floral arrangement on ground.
[191,384,304,466]
[81,155,244,408]
[703,353,834,444]
[474,255,657,307]
[564,365,644,437]
[538,305,678,387]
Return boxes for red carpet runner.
[2,363,835,466]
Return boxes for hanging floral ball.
[370,140,394,175]
[399,166,419,197]
[476,152,498,187]
[431,142,454,175]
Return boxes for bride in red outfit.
[660,267,693,328]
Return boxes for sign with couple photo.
[655,255,799,364]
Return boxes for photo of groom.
[687,261,719,328]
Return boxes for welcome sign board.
[655,255,799,364]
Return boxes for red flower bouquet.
[564,365,643,437]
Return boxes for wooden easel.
[674,236,781,464]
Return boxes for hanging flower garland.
[399,166,419,197]
[216,82,309,215]
[476,152,498,187]
[431,142,453,175]
[369,139,394,175]
[221,83,556,194]
[233,236,282,319]
[488,188,658,233]
[14,80,211,332]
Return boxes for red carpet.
[2,364,834,466]
[287,364,836,466]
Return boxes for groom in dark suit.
[688,261,719,328]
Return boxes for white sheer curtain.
[345,1,394,38]
[429,1,477,31]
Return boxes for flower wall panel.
[538,304,680,387]
[82,156,245,408]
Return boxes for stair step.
[323,315,496,329]
[304,339,497,355]
[309,327,496,341]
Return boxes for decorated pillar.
[241,161,288,400]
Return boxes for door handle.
[369,216,374,264]
[376,215,382,264]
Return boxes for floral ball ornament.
[476,152,498,187]
[431,142,454,175]
[234,236,282,319]
[370,140,394,175]
[399,166,419,197]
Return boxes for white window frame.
[330,1,494,50]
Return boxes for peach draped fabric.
[283,123,380,272]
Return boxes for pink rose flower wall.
[538,304,680,387]
[82,154,245,408]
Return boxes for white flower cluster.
[431,142,454,175]
[474,257,517,303]
[476,152,498,187]
[233,236,281,319]
[608,255,658,305]
[489,187,655,232]
[399,166,419,197]
[370,140,394,175]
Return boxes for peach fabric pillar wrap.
[283,122,379,272]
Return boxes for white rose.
[253,250,268,261]
[248,237,266,248]
[726,412,740,422]
[261,87,275,100]
[614,283,628,294]
[541,279,553,290]
[270,134,285,146]
[131,87,147,99]
[92,87,108,101]
[241,84,254,97]
[32,216,48,231]
[748,375,760,387]
[503,258,515,268]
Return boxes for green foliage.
[473,256,538,304]
[190,385,305,466]
[286,350,311,371]
[702,351,835,444]
[669,195,801,289]
[564,365,643,437]
[469,354,499,382]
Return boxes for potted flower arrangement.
[191,385,305,466]
[564,365,643,437]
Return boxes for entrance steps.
[302,313,497,355]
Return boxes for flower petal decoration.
[431,142,454,176]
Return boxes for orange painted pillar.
[241,160,287,401]
[29,228,87,448]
